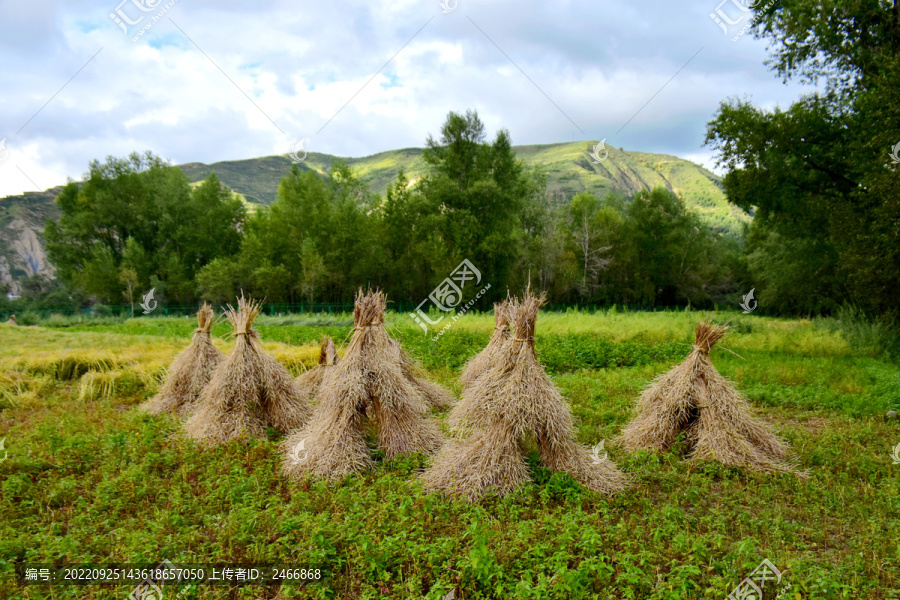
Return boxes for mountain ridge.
[0,141,746,294]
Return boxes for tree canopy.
[705,0,900,315]
[40,112,747,312]
[45,152,245,305]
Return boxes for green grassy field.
[1,310,898,599]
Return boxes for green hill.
[0,142,748,293]
[178,142,745,234]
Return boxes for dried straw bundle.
[142,303,224,417]
[282,290,442,480]
[394,340,456,409]
[618,320,799,474]
[296,336,339,403]
[184,296,312,444]
[423,292,626,500]
[141,303,225,417]
[447,300,516,433]
[419,422,530,499]
[459,300,512,390]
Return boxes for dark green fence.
[1,301,702,323]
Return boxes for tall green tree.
[623,188,716,306]
[45,152,247,305]
[706,0,900,314]
[198,161,378,303]
[416,109,543,297]
[565,192,614,298]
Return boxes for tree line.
[17,111,747,314]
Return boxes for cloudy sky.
[0,0,813,198]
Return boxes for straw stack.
[394,340,456,409]
[447,300,515,433]
[618,320,800,474]
[296,336,339,403]
[184,295,312,443]
[459,300,512,390]
[282,290,442,480]
[423,292,627,500]
[142,303,224,416]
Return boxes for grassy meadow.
[0,309,898,599]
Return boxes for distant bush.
[91,304,113,317]
[825,305,900,362]
[44,313,72,327]
[16,311,43,326]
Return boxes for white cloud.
[0,0,814,198]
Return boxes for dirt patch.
[801,417,829,433]
[766,415,829,434]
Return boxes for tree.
[184,173,245,268]
[252,262,292,303]
[78,242,119,303]
[44,154,247,305]
[119,267,138,317]
[566,192,613,298]
[215,160,378,303]
[196,257,241,304]
[706,0,900,314]
[298,238,327,304]
[417,110,541,299]
[624,188,715,306]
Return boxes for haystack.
[184,296,312,443]
[459,300,512,390]
[394,340,456,409]
[295,336,339,403]
[446,299,515,433]
[618,320,798,474]
[282,290,442,480]
[142,303,224,416]
[3,315,15,326]
[422,292,626,500]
